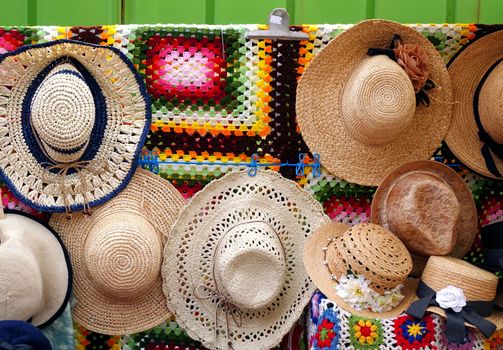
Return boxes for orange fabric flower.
[393,43,429,93]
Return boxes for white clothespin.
[247,8,309,41]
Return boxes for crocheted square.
[313,308,341,350]
[393,314,435,350]
[348,316,383,350]
[0,28,26,54]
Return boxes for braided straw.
[49,168,185,335]
[163,169,329,350]
[0,40,150,212]
[446,29,503,179]
[296,20,452,186]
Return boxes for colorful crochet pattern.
[0,23,502,350]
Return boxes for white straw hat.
[296,20,452,186]
[0,208,72,328]
[163,169,329,350]
[0,39,151,213]
[49,168,185,335]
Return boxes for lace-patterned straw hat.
[49,168,185,335]
[446,29,503,179]
[0,40,151,214]
[296,20,452,186]
[303,222,417,319]
[162,169,329,350]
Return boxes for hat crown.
[329,223,412,294]
[478,60,503,144]
[31,63,95,163]
[84,212,161,299]
[214,221,286,310]
[422,256,497,302]
[341,55,416,146]
[384,172,460,256]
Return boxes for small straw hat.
[0,208,72,328]
[0,40,151,213]
[296,20,452,186]
[49,168,185,335]
[163,169,329,350]
[303,222,417,319]
[371,161,478,269]
[446,29,503,179]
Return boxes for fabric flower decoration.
[393,42,430,93]
[436,285,467,312]
[335,275,371,307]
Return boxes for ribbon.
[473,57,503,178]
[193,284,243,350]
[0,339,33,350]
[367,34,434,107]
[406,281,496,344]
[481,221,503,272]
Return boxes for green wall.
[0,0,501,26]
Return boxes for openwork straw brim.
[296,20,452,186]
[50,168,184,335]
[371,160,478,259]
[419,256,503,329]
[163,170,329,350]
[0,40,151,212]
[303,222,417,319]
[446,30,503,179]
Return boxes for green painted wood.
[125,0,207,24]
[452,0,479,23]
[214,0,287,24]
[295,0,368,24]
[479,0,503,24]
[35,0,120,25]
[373,0,449,23]
[0,0,29,26]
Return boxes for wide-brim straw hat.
[0,208,72,328]
[416,256,503,329]
[296,20,452,186]
[0,39,151,213]
[446,29,503,179]
[371,160,478,268]
[303,222,417,319]
[49,168,184,335]
[163,169,329,350]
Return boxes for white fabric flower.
[436,285,467,313]
[335,275,371,305]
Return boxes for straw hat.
[371,160,478,262]
[163,169,329,350]
[407,256,503,339]
[446,29,503,179]
[0,39,151,213]
[296,20,452,186]
[0,320,52,350]
[49,168,184,335]
[0,208,72,328]
[303,222,417,319]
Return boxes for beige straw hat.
[0,40,151,213]
[0,207,71,328]
[49,168,184,335]
[407,256,503,343]
[371,160,478,266]
[296,20,452,186]
[303,222,417,319]
[163,169,329,350]
[446,29,503,179]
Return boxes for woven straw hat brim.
[446,29,503,179]
[162,169,329,350]
[296,20,452,186]
[49,168,185,335]
[371,160,478,259]
[0,210,72,328]
[0,40,151,212]
[303,222,418,319]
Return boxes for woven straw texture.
[163,169,329,350]
[303,222,416,319]
[371,160,478,260]
[296,20,452,186]
[0,40,150,212]
[446,29,503,179]
[49,168,185,335]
